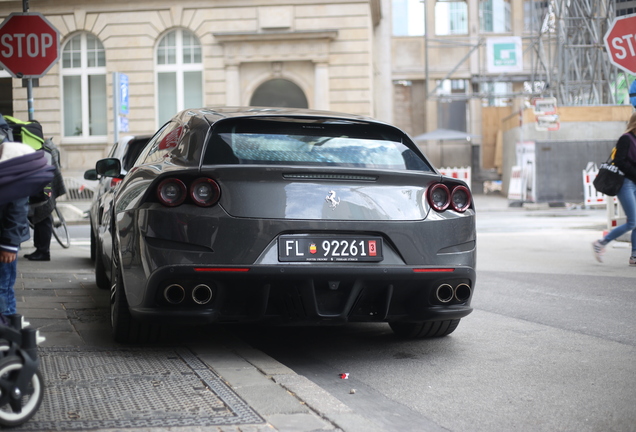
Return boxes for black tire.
[89,224,96,261]
[94,242,110,290]
[51,207,70,248]
[389,319,461,339]
[110,241,160,344]
[0,356,44,427]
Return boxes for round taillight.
[450,185,471,212]
[427,183,450,212]
[156,178,187,207]
[190,178,221,207]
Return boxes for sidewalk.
[14,240,379,432]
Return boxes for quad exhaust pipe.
[164,284,186,304]
[164,283,213,305]
[434,283,472,304]
[454,283,471,302]
[192,284,213,305]
[435,284,454,303]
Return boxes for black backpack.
[2,115,44,150]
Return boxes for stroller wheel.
[0,356,44,427]
[0,341,10,357]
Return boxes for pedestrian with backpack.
[0,115,54,314]
[24,138,66,261]
[2,116,65,261]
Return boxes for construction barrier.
[606,194,629,241]
[439,166,471,189]
[507,166,523,201]
[582,162,618,207]
[583,162,628,241]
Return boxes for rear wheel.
[389,319,461,339]
[110,240,160,344]
[0,356,44,427]
[94,242,109,290]
[89,224,96,261]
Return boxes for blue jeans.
[604,178,636,255]
[0,261,17,315]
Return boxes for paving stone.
[38,332,85,347]
[18,308,68,319]
[266,413,336,432]
[231,382,310,416]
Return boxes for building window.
[480,0,511,33]
[156,29,203,125]
[481,82,512,107]
[435,1,468,35]
[392,0,425,36]
[61,33,107,138]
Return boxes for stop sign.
[0,12,60,78]
[604,13,636,75]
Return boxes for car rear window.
[203,117,432,172]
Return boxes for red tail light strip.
[194,267,250,272]
[413,268,455,273]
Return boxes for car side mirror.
[83,169,98,181]
[95,158,122,177]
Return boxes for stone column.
[314,62,330,110]
[225,64,240,106]
[373,0,393,123]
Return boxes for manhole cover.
[15,347,263,431]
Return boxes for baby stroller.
[0,315,45,427]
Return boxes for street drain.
[14,347,263,431]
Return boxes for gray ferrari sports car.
[95,107,476,343]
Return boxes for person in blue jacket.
[0,196,30,315]
[0,116,52,315]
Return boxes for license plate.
[278,235,383,262]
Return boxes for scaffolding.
[533,0,630,106]
[420,1,631,106]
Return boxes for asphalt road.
[230,200,636,432]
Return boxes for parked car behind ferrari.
[84,135,151,289]
[94,107,476,343]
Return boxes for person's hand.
[0,251,17,264]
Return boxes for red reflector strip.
[413,268,455,273]
[194,268,250,272]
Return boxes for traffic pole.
[22,0,35,120]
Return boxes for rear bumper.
[128,264,475,325]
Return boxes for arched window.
[61,33,107,137]
[250,79,308,108]
[156,29,203,125]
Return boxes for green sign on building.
[487,37,523,73]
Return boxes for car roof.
[176,107,388,127]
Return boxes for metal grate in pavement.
[15,347,263,431]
